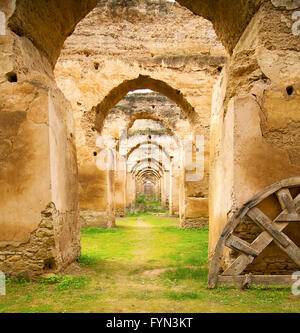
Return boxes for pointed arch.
[93,75,201,132]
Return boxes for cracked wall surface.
[0,203,80,279]
[210,1,300,274]
[177,0,265,55]
[0,0,81,278]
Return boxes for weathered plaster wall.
[103,93,190,138]
[177,0,265,55]
[0,0,80,278]
[55,0,226,227]
[209,1,300,273]
[8,0,99,67]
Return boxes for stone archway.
[127,142,171,162]
[76,75,207,228]
[92,75,200,133]
[6,0,262,68]
[1,0,299,280]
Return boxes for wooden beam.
[208,183,300,288]
[248,207,300,266]
[275,214,300,222]
[277,189,296,213]
[217,275,294,288]
[247,208,290,248]
[237,177,300,218]
[225,235,259,257]
[222,215,292,276]
[224,205,300,276]
[207,215,242,288]
[276,189,300,222]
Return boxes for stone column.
[170,161,180,217]
[209,1,300,273]
[79,145,116,229]
[162,171,169,209]
[114,152,127,217]
[126,172,136,210]
[0,3,80,278]
[160,176,166,207]
[181,133,209,228]
[169,166,174,215]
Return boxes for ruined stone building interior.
[0,0,300,293]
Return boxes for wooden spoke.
[207,214,242,288]
[275,189,300,222]
[225,235,259,257]
[223,193,300,276]
[237,177,300,218]
[275,214,300,222]
[247,208,289,248]
[208,179,300,288]
[222,231,276,276]
[277,189,296,213]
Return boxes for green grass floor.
[0,215,300,313]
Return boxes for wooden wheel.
[208,177,300,289]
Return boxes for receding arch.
[130,158,168,174]
[113,113,181,159]
[126,141,171,161]
[138,174,160,184]
[132,163,163,176]
[125,122,182,152]
[137,174,160,187]
[136,172,161,188]
[127,113,176,136]
[93,75,201,132]
[142,180,156,187]
[135,168,162,181]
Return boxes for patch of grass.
[80,222,137,263]
[56,276,89,291]
[249,285,291,292]
[17,304,55,313]
[38,275,61,285]
[81,227,121,235]
[77,254,99,266]
[1,215,300,313]
[160,227,209,267]
[39,275,90,291]
[161,268,208,283]
[6,278,30,285]
[122,290,156,301]
[165,291,202,301]
[129,194,167,215]
[126,211,147,217]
